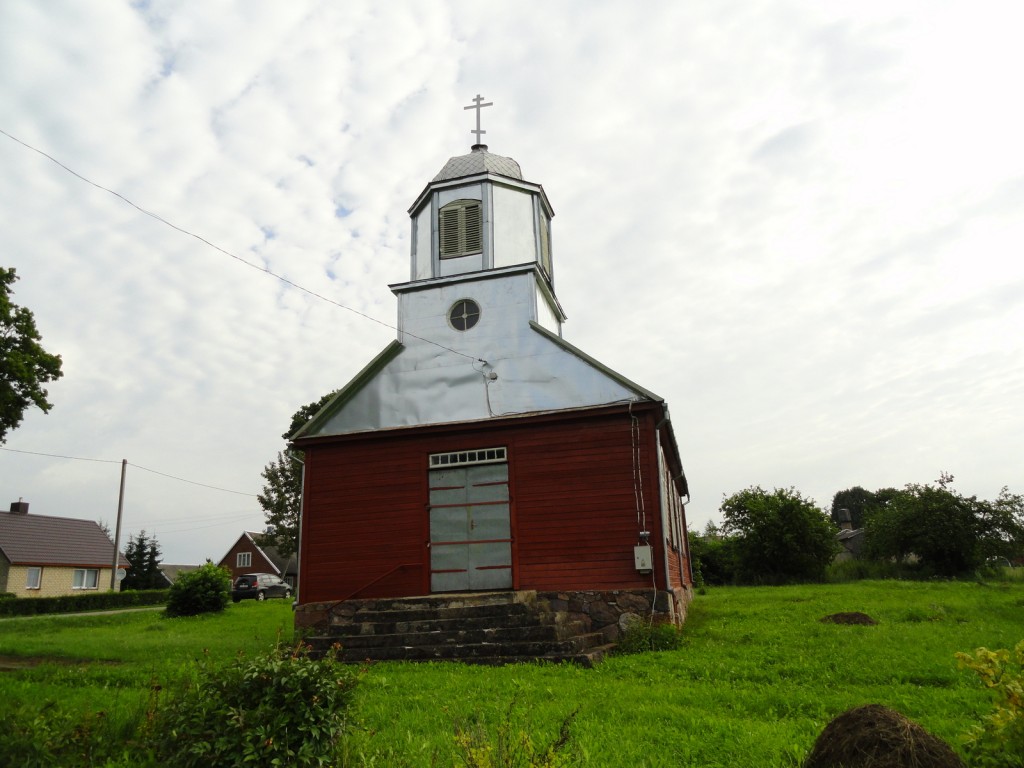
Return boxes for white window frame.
[237,552,252,568]
[73,568,99,590]
[429,447,507,469]
[439,199,483,258]
[25,566,41,590]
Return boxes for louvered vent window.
[538,213,552,276]
[439,199,482,258]
[429,447,507,468]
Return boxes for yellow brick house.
[0,501,128,597]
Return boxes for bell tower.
[398,96,563,342]
[295,97,663,437]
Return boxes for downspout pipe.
[655,430,672,606]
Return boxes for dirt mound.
[804,704,964,768]
[819,612,878,625]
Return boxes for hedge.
[0,589,169,617]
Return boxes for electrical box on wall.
[634,544,653,573]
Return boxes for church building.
[292,101,692,657]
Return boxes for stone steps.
[305,591,613,666]
[310,632,607,663]
[328,621,589,649]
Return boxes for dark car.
[231,573,292,602]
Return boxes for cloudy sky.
[2,1,1022,565]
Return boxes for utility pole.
[110,459,127,591]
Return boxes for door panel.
[429,463,511,592]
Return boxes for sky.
[2,1,1022,566]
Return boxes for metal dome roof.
[432,145,523,182]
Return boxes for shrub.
[956,641,1024,767]
[614,619,684,655]
[0,702,140,767]
[0,589,168,617]
[151,642,358,767]
[688,528,740,586]
[825,559,905,583]
[0,702,77,767]
[452,697,579,768]
[165,562,231,617]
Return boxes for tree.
[830,486,878,530]
[687,522,739,586]
[864,474,1024,576]
[259,451,302,557]
[720,486,839,584]
[258,390,338,557]
[121,531,165,590]
[0,268,63,443]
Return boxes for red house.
[217,531,298,589]
[293,130,692,659]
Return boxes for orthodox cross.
[464,94,493,146]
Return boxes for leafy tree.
[0,268,63,443]
[830,486,878,529]
[720,486,839,584]
[258,451,302,557]
[687,525,739,586]
[258,390,338,557]
[121,531,164,590]
[864,474,1024,576]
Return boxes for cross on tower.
[464,94,493,147]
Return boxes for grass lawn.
[0,580,1020,766]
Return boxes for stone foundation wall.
[536,587,691,642]
[295,586,693,640]
[295,601,331,633]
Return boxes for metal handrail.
[326,562,421,617]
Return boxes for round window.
[448,299,480,331]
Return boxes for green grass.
[343,581,1023,767]
[0,581,1021,766]
[0,601,295,723]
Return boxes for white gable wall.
[310,270,641,437]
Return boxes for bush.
[452,696,579,768]
[151,642,358,767]
[614,619,684,655]
[0,589,168,617]
[0,701,142,767]
[956,641,1024,767]
[688,529,739,586]
[165,562,231,617]
[825,559,905,583]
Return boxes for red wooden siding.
[219,534,277,582]
[297,404,685,604]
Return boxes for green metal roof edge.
[290,340,405,441]
[527,321,664,403]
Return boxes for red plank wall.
[297,404,685,604]
[219,534,277,582]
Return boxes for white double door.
[428,462,512,592]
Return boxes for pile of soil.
[819,612,878,625]
[804,704,964,768]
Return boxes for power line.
[129,463,257,497]
[0,446,120,464]
[0,127,483,364]
[0,446,256,497]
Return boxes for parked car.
[231,573,292,602]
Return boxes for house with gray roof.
[218,531,298,589]
[0,501,128,597]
